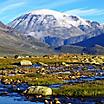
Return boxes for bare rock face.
[24,86,52,96]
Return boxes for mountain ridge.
[8,9,104,48]
[0,9,104,55]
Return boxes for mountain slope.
[55,33,104,55]
[9,9,104,47]
[82,45,104,55]
[0,21,54,55]
[74,33,104,47]
[55,45,84,54]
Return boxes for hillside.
[0,21,54,55]
[74,33,104,47]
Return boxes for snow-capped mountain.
[9,9,104,47]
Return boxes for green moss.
[53,82,104,97]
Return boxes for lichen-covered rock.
[24,86,52,96]
[20,60,32,66]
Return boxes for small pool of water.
[49,84,62,88]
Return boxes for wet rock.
[44,99,49,104]
[24,86,52,96]
[53,98,61,104]
[0,91,8,96]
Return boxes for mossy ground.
[53,80,104,97]
[0,54,104,97]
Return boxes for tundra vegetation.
[0,54,104,97]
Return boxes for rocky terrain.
[0,54,104,103]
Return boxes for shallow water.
[0,94,104,104]
[0,96,44,104]
[64,75,104,84]
[1,74,104,104]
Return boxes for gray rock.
[24,86,52,96]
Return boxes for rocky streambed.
[0,75,104,104]
[1,55,104,103]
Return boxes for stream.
[0,75,104,104]
[1,65,104,104]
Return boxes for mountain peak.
[30,9,90,26]
[31,9,66,15]
[30,9,69,20]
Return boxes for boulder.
[20,60,32,66]
[24,86,52,96]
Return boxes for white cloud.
[65,8,104,16]
[0,2,26,14]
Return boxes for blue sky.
[0,0,104,24]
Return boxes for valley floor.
[0,54,104,103]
